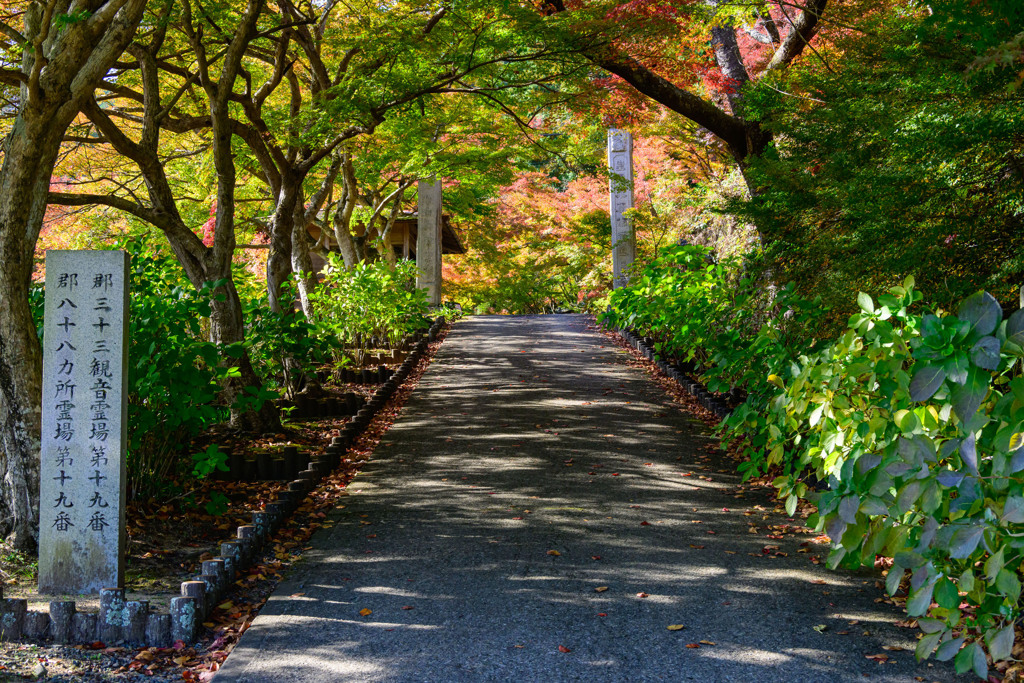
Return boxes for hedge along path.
[214,314,969,683]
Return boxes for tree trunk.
[0,0,146,548]
[0,121,50,547]
[291,188,317,319]
[266,177,301,315]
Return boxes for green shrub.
[308,256,429,364]
[603,246,1024,677]
[762,281,1024,679]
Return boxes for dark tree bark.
[0,0,147,548]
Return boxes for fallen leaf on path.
[699,640,716,645]
[686,643,701,649]
[359,608,372,616]
[865,654,889,663]
[597,612,607,617]
[813,624,827,633]
[667,624,686,631]
[595,586,609,592]
[289,593,305,598]
[636,592,649,598]
[401,606,414,610]
[547,550,561,556]
[558,646,571,653]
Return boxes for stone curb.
[0,316,447,649]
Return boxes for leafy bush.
[308,256,429,363]
[126,249,231,498]
[762,282,1024,679]
[602,246,1024,677]
[239,277,330,396]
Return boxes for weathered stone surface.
[416,177,442,305]
[0,598,27,640]
[170,596,197,644]
[98,587,127,644]
[71,612,97,644]
[607,129,636,289]
[39,250,129,594]
[125,600,148,645]
[144,613,171,648]
[22,611,50,640]
[49,601,76,643]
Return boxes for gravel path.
[214,314,968,683]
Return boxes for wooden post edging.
[0,316,448,648]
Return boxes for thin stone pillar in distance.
[39,250,129,594]
[416,177,443,306]
[607,129,636,289]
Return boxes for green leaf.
[960,433,978,474]
[857,291,874,313]
[955,641,987,679]
[886,565,905,595]
[958,291,1001,339]
[1007,309,1024,346]
[906,579,936,617]
[949,525,983,559]
[995,568,1021,602]
[909,364,946,401]
[970,336,1001,370]
[838,495,859,524]
[951,367,988,423]
[935,636,964,661]
[985,547,1006,581]
[934,577,959,609]
[916,631,942,660]
[987,624,1015,662]
[1001,496,1024,524]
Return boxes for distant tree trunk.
[0,0,147,549]
[333,153,363,268]
[378,186,408,266]
[266,174,301,315]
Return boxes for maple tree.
[0,0,148,548]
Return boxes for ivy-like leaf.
[969,336,1001,370]
[896,481,923,513]
[958,291,1001,339]
[909,364,946,401]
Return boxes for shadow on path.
[215,315,969,683]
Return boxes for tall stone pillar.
[416,177,443,306]
[607,129,636,289]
